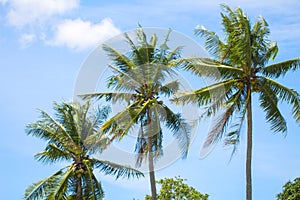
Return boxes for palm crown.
[176,5,300,151]
[83,27,190,165]
[174,5,300,200]
[82,26,190,200]
[25,101,143,200]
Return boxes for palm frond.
[124,32,143,62]
[80,92,133,103]
[134,131,148,166]
[261,77,300,122]
[84,134,109,155]
[158,104,191,158]
[251,16,278,66]
[166,46,183,62]
[206,82,245,118]
[194,25,223,59]
[100,100,150,139]
[149,64,178,87]
[201,85,246,157]
[173,78,239,106]
[92,159,144,179]
[176,57,244,80]
[102,44,135,71]
[220,4,252,68]
[24,169,64,200]
[26,110,79,156]
[34,144,72,164]
[160,28,171,51]
[108,64,143,91]
[46,166,74,200]
[135,112,164,167]
[262,58,300,78]
[82,163,104,200]
[160,80,180,97]
[53,102,80,143]
[200,103,235,158]
[259,79,287,133]
[224,90,249,156]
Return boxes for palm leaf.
[261,77,300,122]
[80,91,133,103]
[158,104,191,158]
[160,80,180,97]
[102,44,135,71]
[46,166,74,200]
[262,58,300,78]
[24,169,64,200]
[28,109,78,151]
[100,100,150,139]
[34,144,72,164]
[82,163,104,200]
[258,80,287,133]
[176,57,244,80]
[173,78,239,106]
[194,25,223,59]
[200,103,235,158]
[92,159,144,179]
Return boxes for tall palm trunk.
[76,177,83,200]
[246,91,253,200]
[147,110,157,200]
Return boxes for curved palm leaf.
[25,169,64,200]
[92,158,144,179]
[261,58,300,78]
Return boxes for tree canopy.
[24,101,143,200]
[145,177,209,200]
[277,177,300,200]
[173,4,300,200]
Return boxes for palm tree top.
[81,27,191,164]
[81,26,191,200]
[174,4,300,153]
[173,5,300,200]
[25,101,144,200]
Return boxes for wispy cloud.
[47,18,121,51]
[19,33,36,48]
[6,0,79,27]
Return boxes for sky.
[0,0,300,199]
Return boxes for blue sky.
[1,0,300,199]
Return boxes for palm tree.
[82,26,190,200]
[174,5,300,200]
[24,101,144,200]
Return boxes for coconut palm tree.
[82,26,190,200]
[174,5,300,200]
[24,101,143,200]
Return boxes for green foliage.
[145,177,209,200]
[24,101,143,200]
[277,178,300,200]
[82,26,191,199]
[82,26,190,165]
[175,5,300,153]
[173,4,300,200]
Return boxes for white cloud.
[7,0,79,27]
[48,18,121,51]
[19,33,36,48]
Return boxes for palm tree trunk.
[147,110,157,200]
[76,176,83,200]
[246,93,253,200]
